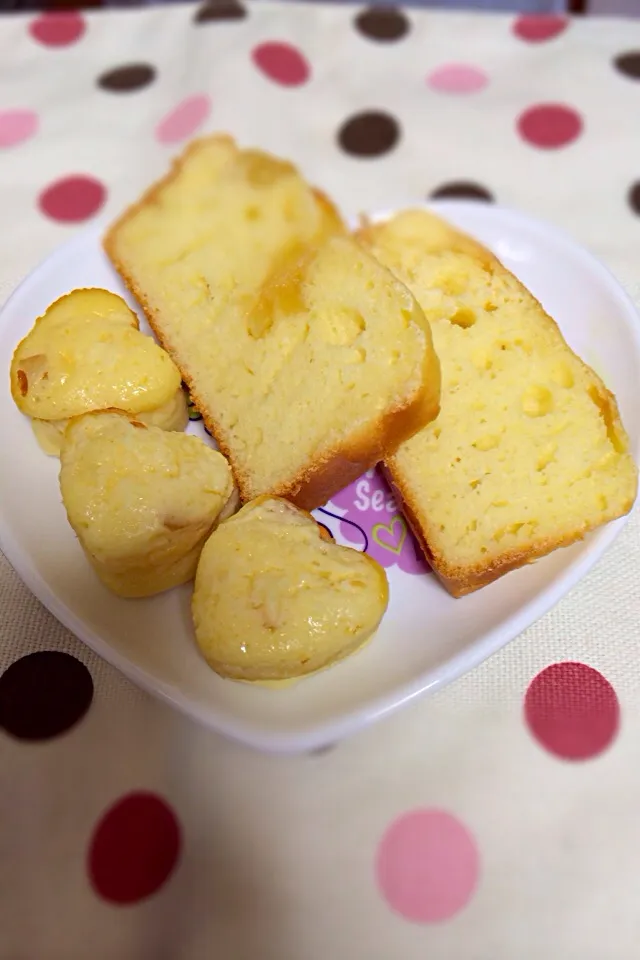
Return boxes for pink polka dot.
[517,103,583,149]
[524,662,619,761]
[38,175,106,223]
[252,42,310,87]
[156,94,211,145]
[88,791,181,905]
[29,11,85,47]
[0,110,38,149]
[513,14,568,43]
[376,809,479,923]
[427,64,488,94]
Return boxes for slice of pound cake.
[358,209,638,596]
[104,136,440,510]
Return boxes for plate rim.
[0,200,638,754]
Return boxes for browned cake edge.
[383,462,635,598]
[104,136,441,511]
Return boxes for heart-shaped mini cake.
[60,412,235,598]
[192,497,389,682]
[11,288,187,455]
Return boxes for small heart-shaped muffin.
[192,497,389,682]
[11,288,187,455]
[60,412,235,598]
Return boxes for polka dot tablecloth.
[2,3,640,958]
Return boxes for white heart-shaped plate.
[0,201,638,753]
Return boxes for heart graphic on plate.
[329,468,431,574]
[372,515,407,555]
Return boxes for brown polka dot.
[98,63,156,93]
[338,111,400,158]
[614,51,640,80]
[627,181,640,214]
[354,6,410,42]
[194,0,246,23]
[430,181,494,202]
[0,651,93,741]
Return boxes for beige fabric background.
[1,4,640,957]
